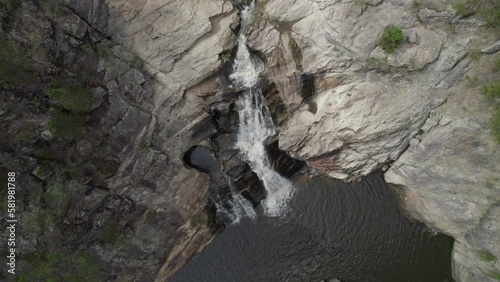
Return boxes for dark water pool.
[172,173,454,282]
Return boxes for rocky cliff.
[247,0,499,281]
[1,0,498,281]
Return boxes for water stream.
[229,1,295,218]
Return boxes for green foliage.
[114,236,132,253]
[485,271,500,280]
[34,161,52,177]
[412,0,421,9]
[469,49,482,60]
[477,250,497,262]
[481,81,500,101]
[494,58,500,72]
[144,208,156,223]
[356,0,367,9]
[219,51,232,63]
[0,39,33,86]
[481,80,500,143]
[18,251,100,282]
[454,3,469,16]
[479,0,500,28]
[47,109,85,140]
[138,142,150,152]
[44,179,70,216]
[47,84,94,113]
[379,26,404,54]
[491,108,500,143]
[22,209,57,234]
[0,39,26,64]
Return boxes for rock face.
[2,0,498,281]
[243,0,500,281]
[1,0,244,281]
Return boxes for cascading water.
[216,174,257,225]
[236,90,295,216]
[230,1,295,217]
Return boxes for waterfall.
[230,1,295,217]
[229,1,264,89]
[236,90,295,216]
[216,193,257,225]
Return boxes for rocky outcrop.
[0,0,246,281]
[243,0,499,281]
[385,51,500,281]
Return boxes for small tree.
[379,26,404,54]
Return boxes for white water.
[230,1,295,217]
[229,2,264,88]
[216,193,257,225]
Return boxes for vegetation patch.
[477,250,497,262]
[454,2,469,16]
[47,109,85,140]
[138,142,150,152]
[378,26,404,54]
[494,58,500,72]
[484,271,500,281]
[479,0,500,28]
[44,178,71,216]
[103,221,120,243]
[219,50,232,63]
[469,49,482,60]
[47,84,94,112]
[18,251,100,282]
[481,80,500,143]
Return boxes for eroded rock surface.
[245,0,500,281]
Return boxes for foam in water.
[236,90,295,216]
[229,2,264,88]
[223,1,294,218]
[216,193,257,225]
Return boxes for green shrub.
[480,80,500,143]
[491,108,500,143]
[379,26,404,54]
[494,58,500,72]
[477,250,497,262]
[47,109,85,140]
[22,209,57,234]
[469,49,482,60]
[18,251,100,282]
[47,84,94,112]
[114,236,132,253]
[479,1,500,28]
[138,142,150,152]
[485,271,500,280]
[454,3,469,16]
[44,179,70,215]
[481,81,500,101]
